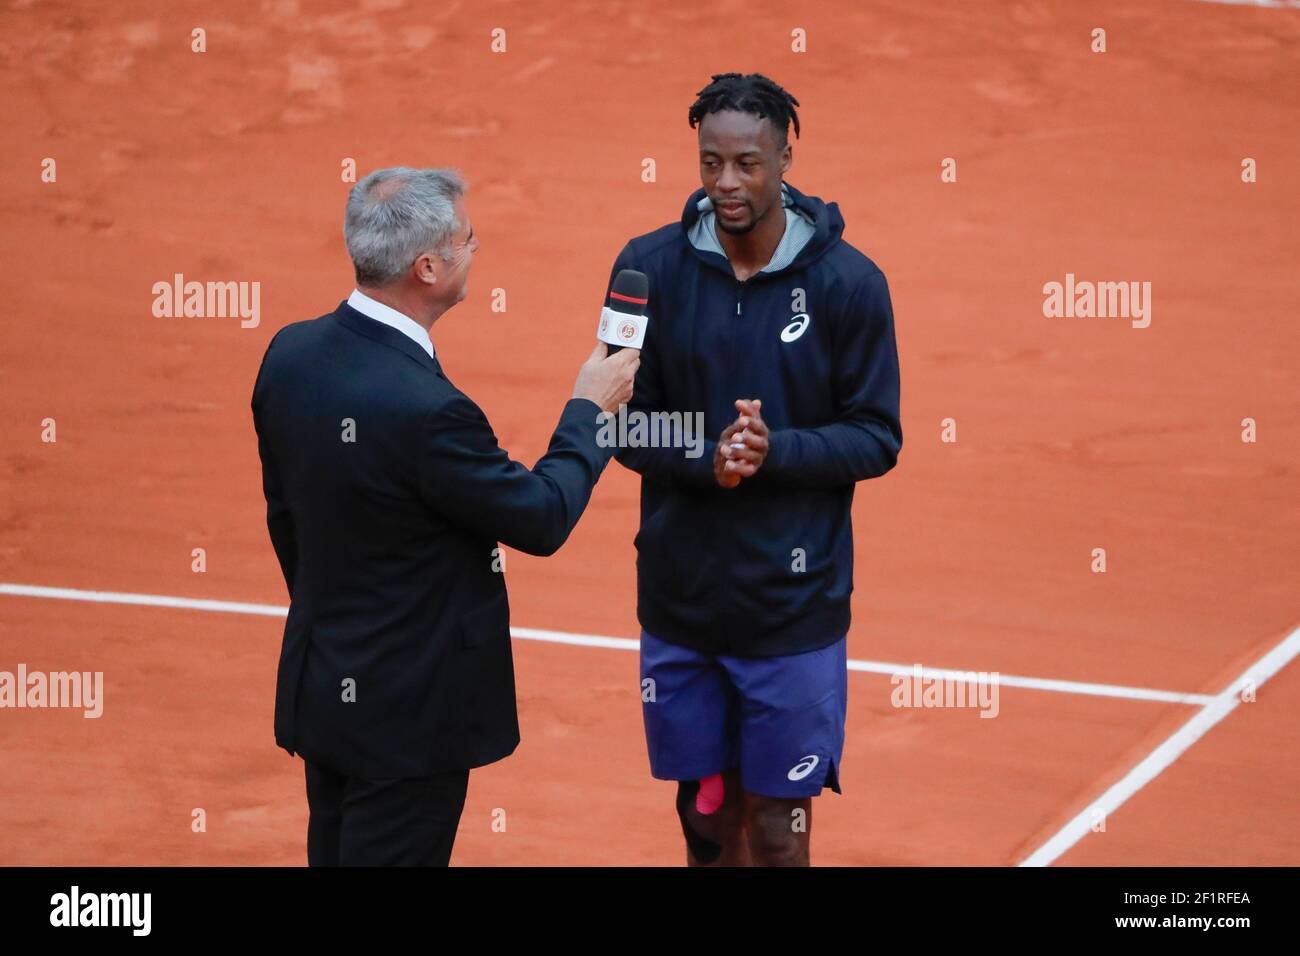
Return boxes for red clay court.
[1,0,1297,865]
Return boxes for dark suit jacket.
[251,301,610,778]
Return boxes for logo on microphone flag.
[597,306,647,349]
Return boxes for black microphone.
[598,269,649,353]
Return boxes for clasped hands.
[713,398,770,489]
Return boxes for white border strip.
[2,581,1214,704]
[1020,624,1300,866]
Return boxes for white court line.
[1020,624,1300,866]
[0,583,291,619]
[847,659,1212,705]
[2,581,1212,705]
[1191,0,1300,8]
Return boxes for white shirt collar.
[346,289,434,359]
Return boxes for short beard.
[716,217,755,235]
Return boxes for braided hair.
[688,73,801,147]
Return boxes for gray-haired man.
[252,167,638,865]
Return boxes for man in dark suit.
[251,166,638,866]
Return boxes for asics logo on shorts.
[787,754,819,781]
[780,313,811,343]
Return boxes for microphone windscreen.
[608,269,649,316]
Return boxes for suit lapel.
[333,302,444,378]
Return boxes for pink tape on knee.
[695,772,725,815]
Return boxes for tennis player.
[604,73,903,866]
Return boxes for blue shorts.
[639,629,847,798]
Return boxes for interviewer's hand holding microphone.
[573,342,639,413]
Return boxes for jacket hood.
[680,180,845,277]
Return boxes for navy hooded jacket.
[605,181,902,657]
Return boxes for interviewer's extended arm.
[418,393,612,556]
